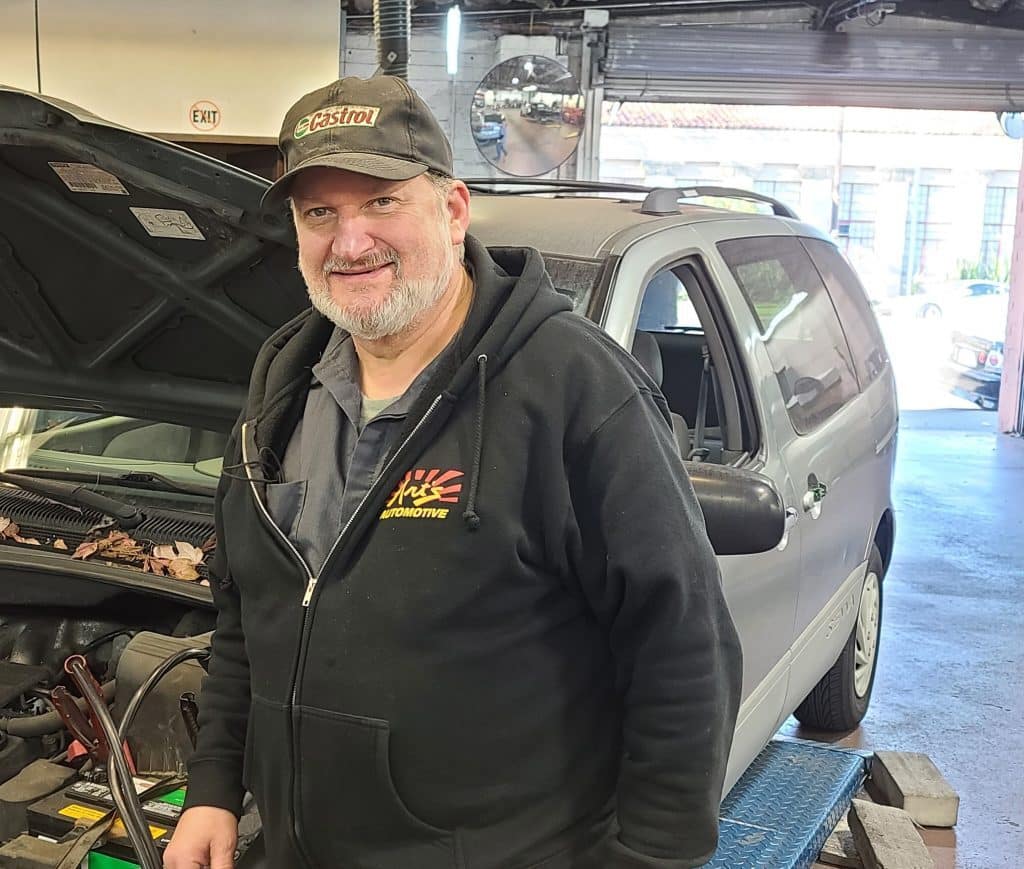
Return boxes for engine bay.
[0,569,264,867]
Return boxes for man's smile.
[329,262,394,281]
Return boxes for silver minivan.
[0,89,894,819]
[469,184,898,792]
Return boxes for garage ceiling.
[345,0,1024,32]
[599,26,1024,109]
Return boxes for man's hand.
[164,806,238,869]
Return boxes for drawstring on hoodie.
[462,354,488,531]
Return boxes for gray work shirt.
[267,328,447,575]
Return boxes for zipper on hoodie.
[241,396,444,861]
[240,420,318,868]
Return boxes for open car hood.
[0,87,309,432]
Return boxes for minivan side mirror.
[684,463,785,556]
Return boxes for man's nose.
[330,218,375,262]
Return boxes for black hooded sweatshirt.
[184,236,742,869]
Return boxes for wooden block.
[848,799,934,869]
[819,814,863,868]
[871,752,960,827]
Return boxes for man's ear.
[446,180,472,245]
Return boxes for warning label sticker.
[129,207,206,240]
[58,803,104,822]
[111,819,167,840]
[49,162,129,195]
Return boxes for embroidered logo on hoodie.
[380,469,464,520]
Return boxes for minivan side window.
[638,269,702,331]
[801,238,889,387]
[718,236,859,435]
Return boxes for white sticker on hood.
[129,207,206,241]
[49,162,129,195]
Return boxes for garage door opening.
[599,102,1021,414]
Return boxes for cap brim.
[260,152,429,209]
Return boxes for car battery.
[63,779,185,828]
[25,788,175,864]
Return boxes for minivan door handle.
[802,480,828,517]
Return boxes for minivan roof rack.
[462,178,798,220]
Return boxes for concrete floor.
[789,409,1024,869]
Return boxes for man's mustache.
[322,250,399,276]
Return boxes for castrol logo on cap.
[294,105,381,139]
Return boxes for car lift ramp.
[702,737,869,868]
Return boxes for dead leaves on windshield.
[0,519,208,584]
[0,517,41,546]
[71,531,206,581]
[151,541,204,581]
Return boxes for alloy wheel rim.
[854,571,880,698]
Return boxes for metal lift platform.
[702,737,870,868]
[82,737,866,869]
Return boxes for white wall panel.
[0,0,40,92]
[37,0,339,139]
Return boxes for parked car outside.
[0,87,896,857]
[942,293,1010,409]
[909,278,1008,321]
[471,110,506,143]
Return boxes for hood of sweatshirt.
[246,234,572,462]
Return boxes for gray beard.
[302,245,456,341]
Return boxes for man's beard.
[300,231,456,341]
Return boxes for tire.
[794,544,884,732]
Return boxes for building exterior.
[600,103,1022,299]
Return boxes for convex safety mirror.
[471,55,585,176]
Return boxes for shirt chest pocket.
[265,479,308,538]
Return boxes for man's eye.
[305,207,332,219]
[372,197,396,207]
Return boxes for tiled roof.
[601,102,1005,136]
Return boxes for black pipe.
[66,657,161,869]
[0,681,116,737]
[374,0,411,79]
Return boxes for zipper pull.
[302,576,318,608]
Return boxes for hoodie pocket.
[295,705,458,869]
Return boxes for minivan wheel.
[794,545,884,732]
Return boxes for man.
[165,75,741,869]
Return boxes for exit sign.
[189,100,221,131]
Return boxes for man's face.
[290,167,469,340]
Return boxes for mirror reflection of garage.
[0,1,1022,868]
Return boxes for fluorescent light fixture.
[446,6,461,75]
[511,77,519,85]
[522,84,538,92]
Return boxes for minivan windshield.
[0,407,227,487]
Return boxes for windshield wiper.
[1,468,215,498]
[0,470,145,529]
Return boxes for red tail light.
[978,349,989,365]
[987,351,1004,369]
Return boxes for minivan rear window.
[717,236,859,434]
[801,238,889,389]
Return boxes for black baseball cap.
[262,75,455,208]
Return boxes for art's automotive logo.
[294,105,380,139]
[381,469,463,520]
